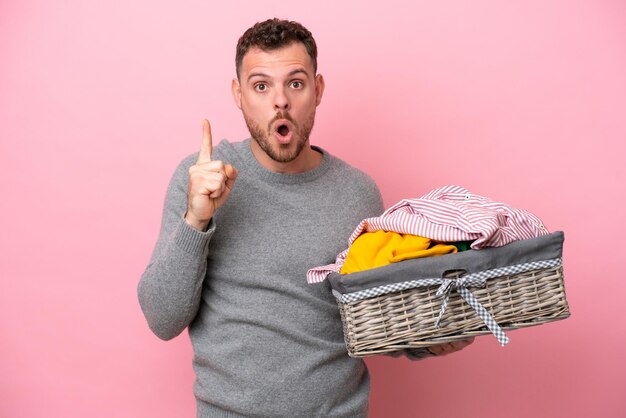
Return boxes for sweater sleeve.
[137,154,214,340]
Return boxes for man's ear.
[232,78,242,109]
[315,74,325,106]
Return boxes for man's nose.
[273,88,289,111]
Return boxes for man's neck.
[249,140,323,174]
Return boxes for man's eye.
[255,84,267,92]
[290,81,303,89]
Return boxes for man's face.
[232,42,324,164]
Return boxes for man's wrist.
[184,212,211,232]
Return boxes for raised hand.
[184,119,238,231]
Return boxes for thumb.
[214,164,239,210]
[215,164,238,206]
[225,164,238,189]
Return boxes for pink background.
[1,1,625,417]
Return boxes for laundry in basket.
[326,232,570,358]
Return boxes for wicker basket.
[328,232,570,358]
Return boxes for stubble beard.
[244,111,316,163]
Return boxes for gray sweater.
[138,139,385,417]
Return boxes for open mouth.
[277,124,290,137]
[274,122,293,144]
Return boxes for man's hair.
[235,18,318,79]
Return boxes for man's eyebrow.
[247,72,269,81]
[246,68,310,82]
[287,68,309,77]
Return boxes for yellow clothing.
[340,231,458,274]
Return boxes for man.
[138,18,472,417]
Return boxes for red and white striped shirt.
[307,185,549,283]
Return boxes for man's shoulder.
[325,151,379,187]
[321,150,382,206]
[177,139,245,168]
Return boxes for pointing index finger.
[198,119,213,162]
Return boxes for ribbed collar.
[239,138,332,185]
